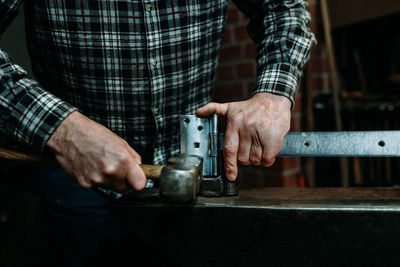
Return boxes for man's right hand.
[46,111,147,193]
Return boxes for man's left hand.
[196,93,291,181]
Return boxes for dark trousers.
[39,167,165,267]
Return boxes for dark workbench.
[112,187,400,267]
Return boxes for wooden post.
[321,0,350,187]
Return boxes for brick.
[244,42,257,58]
[236,62,256,79]
[262,175,285,187]
[264,172,300,187]
[268,157,300,172]
[213,82,246,102]
[234,24,250,41]
[297,83,303,94]
[309,20,320,37]
[221,28,233,43]
[282,173,301,187]
[309,75,330,92]
[311,43,327,56]
[238,164,302,188]
[246,81,256,94]
[227,6,240,24]
[216,65,236,80]
[219,45,242,62]
[308,57,329,73]
[290,115,302,131]
[308,1,319,19]
[292,94,302,112]
[238,167,265,186]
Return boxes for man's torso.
[24,0,228,163]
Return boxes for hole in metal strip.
[304,141,310,147]
[378,140,385,147]
[194,142,200,149]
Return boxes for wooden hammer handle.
[0,147,163,179]
[0,147,57,165]
[140,164,163,180]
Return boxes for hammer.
[0,147,202,202]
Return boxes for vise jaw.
[180,114,239,197]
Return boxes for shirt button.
[145,4,152,12]
[153,108,159,115]
[151,58,158,66]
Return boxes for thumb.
[126,159,147,191]
[196,102,229,117]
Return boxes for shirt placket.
[143,0,164,164]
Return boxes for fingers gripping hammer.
[0,147,202,202]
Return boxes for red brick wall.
[213,2,256,102]
[307,0,331,96]
[213,1,320,187]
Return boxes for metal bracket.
[180,114,239,197]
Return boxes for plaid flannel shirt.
[0,0,315,165]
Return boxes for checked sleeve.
[233,0,316,108]
[0,1,77,151]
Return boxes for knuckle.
[133,154,142,164]
[91,175,106,185]
[117,151,131,164]
[243,119,256,129]
[262,154,275,167]
[224,163,236,174]
[104,163,121,176]
[97,161,108,173]
[250,156,261,166]
[237,155,250,165]
[131,149,141,159]
[223,145,236,157]
[238,160,251,166]
[229,112,243,126]
[78,178,93,189]
[76,175,88,185]
[110,145,130,159]
[250,146,262,165]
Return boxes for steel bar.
[280,131,400,157]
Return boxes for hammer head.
[159,154,202,202]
